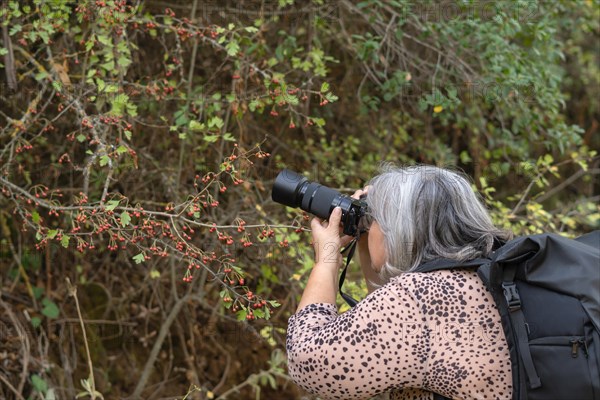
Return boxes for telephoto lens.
[271,169,368,236]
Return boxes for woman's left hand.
[310,207,343,269]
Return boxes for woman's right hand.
[338,187,370,248]
[350,186,383,293]
[352,187,370,245]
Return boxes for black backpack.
[415,231,600,400]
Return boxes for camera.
[271,169,369,236]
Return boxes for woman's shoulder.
[385,268,491,304]
[389,268,483,286]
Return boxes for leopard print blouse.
[286,269,512,399]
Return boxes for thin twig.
[535,168,600,204]
[0,294,31,397]
[0,372,26,400]
[131,294,191,399]
[66,278,100,400]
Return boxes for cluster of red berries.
[240,238,253,248]
[42,124,56,133]
[81,118,94,129]
[15,144,33,153]
[58,153,71,163]
[98,115,122,125]
[198,173,214,185]
[255,151,270,159]
[258,229,275,240]
[236,220,246,232]
[217,232,234,246]
[95,222,113,233]
[251,300,268,309]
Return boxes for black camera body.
[271,169,368,236]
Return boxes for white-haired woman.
[286,165,514,400]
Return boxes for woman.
[286,164,514,400]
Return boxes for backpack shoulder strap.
[413,257,490,273]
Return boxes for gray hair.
[367,164,512,281]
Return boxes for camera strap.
[339,237,360,307]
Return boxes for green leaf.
[31,374,48,394]
[325,92,339,102]
[203,135,219,143]
[268,300,281,308]
[97,34,111,46]
[104,84,119,93]
[96,78,106,92]
[208,116,224,129]
[120,211,131,227]
[34,71,49,81]
[133,253,145,264]
[0,47,8,56]
[174,110,189,127]
[100,60,115,71]
[150,269,161,279]
[32,211,40,223]
[222,133,235,142]
[47,229,58,239]
[105,200,120,211]
[9,24,22,36]
[124,130,132,140]
[189,120,205,132]
[116,145,128,155]
[41,298,59,319]
[76,134,87,143]
[225,39,240,57]
[32,286,44,300]
[313,117,326,127]
[236,309,248,321]
[60,235,70,248]
[99,155,110,166]
[320,82,330,92]
[31,316,42,329]
[117,55,132,68]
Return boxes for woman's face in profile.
[368,221,386,272]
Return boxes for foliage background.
[0,0,598,399]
